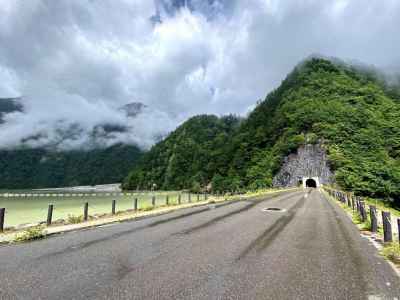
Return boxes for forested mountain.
[0,100,147,189]
[123,115,241,191]
[0,144,142,189]
[124,58,400,206]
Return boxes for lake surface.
[0,191,194,227]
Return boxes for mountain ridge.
[123,58,400,206]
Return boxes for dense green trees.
[124,58,400,206]
[123,115,241,191]
[0,144,142,189]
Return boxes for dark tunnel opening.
[306,178,317,188]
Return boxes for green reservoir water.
[0,191,192,227]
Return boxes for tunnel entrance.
[305,178,317,188]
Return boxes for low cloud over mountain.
[1,0,400,150]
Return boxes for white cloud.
[0,0,400,150]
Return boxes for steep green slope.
[124,58,400,205]
[0,144,143,189]
[232,58,400,203]
[123,115,240,191]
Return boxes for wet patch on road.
[179,201,260,234]
[179,192,302,235]
[36,192,300,260]
[36,207,213,259]
[236,195,307,261]
[262,207,286,212]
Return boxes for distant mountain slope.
[0,144,143,189]
[124,58,400,206]
[0,101,146,189]
[123,115,240,191]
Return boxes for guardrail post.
[112,200,116,215]
[134,198,138,211]
[363,202,368,222]
[152,196,156,207]
[382,211,393,243]
[178,194,181,205]
[370,205,377,232]
[398,219,400,244]
[360,201,367,222]
[0,208,5,232]
[84,202,89,221]
[166,195,169,206]
[47,204,54,226]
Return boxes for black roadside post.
[382,211,393,243]
[361,202,367,222]
[197,193,200,202]
[84,202,89,221]
[398,219,400,244]
[134,198,138,211]
[166,195,169,206]
[47,204,54,226]
[178,194,181,205]
[188,193,191,203]
[363,203,368,222]
[152,196,156,207]
[112,200,116,215]
[370,205,377,233]
[363,202,368,222]
[359,201,364,222]
[0,208,5,233]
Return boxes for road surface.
[0,189,399,299]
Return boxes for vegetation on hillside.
[124,58,400,207]
[0,144,143,189]
[123,115,240,192]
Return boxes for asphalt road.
[0,189,399,299]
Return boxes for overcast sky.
[1,0,400,150]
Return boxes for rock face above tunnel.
[272,143,334,187]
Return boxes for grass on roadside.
[67,214,84,224]
[139,206,155,212]
[324,189,400,265]
[381,242,400,265]
[14,226,46,242]
[363,197,400,218]
[325,190,373,232]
